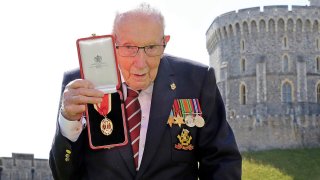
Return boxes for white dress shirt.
[58,83,153,170]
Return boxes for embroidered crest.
[175,129,194,151]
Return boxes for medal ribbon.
[184,99,192,113]
[173,99,181,117]
[178,99,186,118]
[186,99,193,116]
[192,99,202,116]
[95,94,111,116]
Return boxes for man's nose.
[133,49,148,68]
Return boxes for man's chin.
[128,81,150,91]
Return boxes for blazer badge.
[175,128,194,150]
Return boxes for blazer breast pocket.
[170,126,197,163]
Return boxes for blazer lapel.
[137,56,175,176]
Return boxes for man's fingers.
[66,79,95,89]
[63,104,86,115]
[61,79,106,121]
[75,88,104,98]
[61,104,86,121]
[68,94,103,105]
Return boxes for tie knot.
[127,88,139,98]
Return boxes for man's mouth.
[133,72,146,77]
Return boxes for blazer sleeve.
[49,71,86,180]
[197,67,242,179]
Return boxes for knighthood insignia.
[175,128,194,151]
[167,98,205,128]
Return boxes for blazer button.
[65,149,71,162]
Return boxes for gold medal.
[94,94,113,135]
[184,114,195,127]
[100,118,113,136]
[194,114,205,128]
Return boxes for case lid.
[77,35,120,93]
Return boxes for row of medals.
[97,113,205,136]
[169,113,205,128]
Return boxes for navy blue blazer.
[49,55,242,180]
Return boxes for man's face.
[115,16,169,90]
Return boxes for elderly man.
[50,3,241,180]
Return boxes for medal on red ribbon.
[94,94,113,136]
[173,99,185,127]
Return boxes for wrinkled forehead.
[114,11,164,32]
[115,14,164,44]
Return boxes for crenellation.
[263,5,290,15]
[206,5,320,47]
[238,7,261,15]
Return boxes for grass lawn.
[242,148,320,180]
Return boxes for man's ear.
[164,35,170,44]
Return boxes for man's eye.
[125,46,136,50]
[147,45,156,49]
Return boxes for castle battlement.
[206,5,320,54]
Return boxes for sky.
[0,0,309,159]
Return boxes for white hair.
[112,3,165,36]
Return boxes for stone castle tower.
[206,1,320,150]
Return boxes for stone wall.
[0,153,52,180]
[229,114,320,151]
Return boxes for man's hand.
[61,79,104,121]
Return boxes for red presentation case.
[76,35,128,149]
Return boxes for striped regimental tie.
[125,87,141,170]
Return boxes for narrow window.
[317,84,320,103]
[317,39,319,50]
[283,37,287,48]
[283,55,289,72]
[241,58,246,72]
[317,57,320,71]
[241,40,245,51]
[282,82,292,103]
[240,84,246,105]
